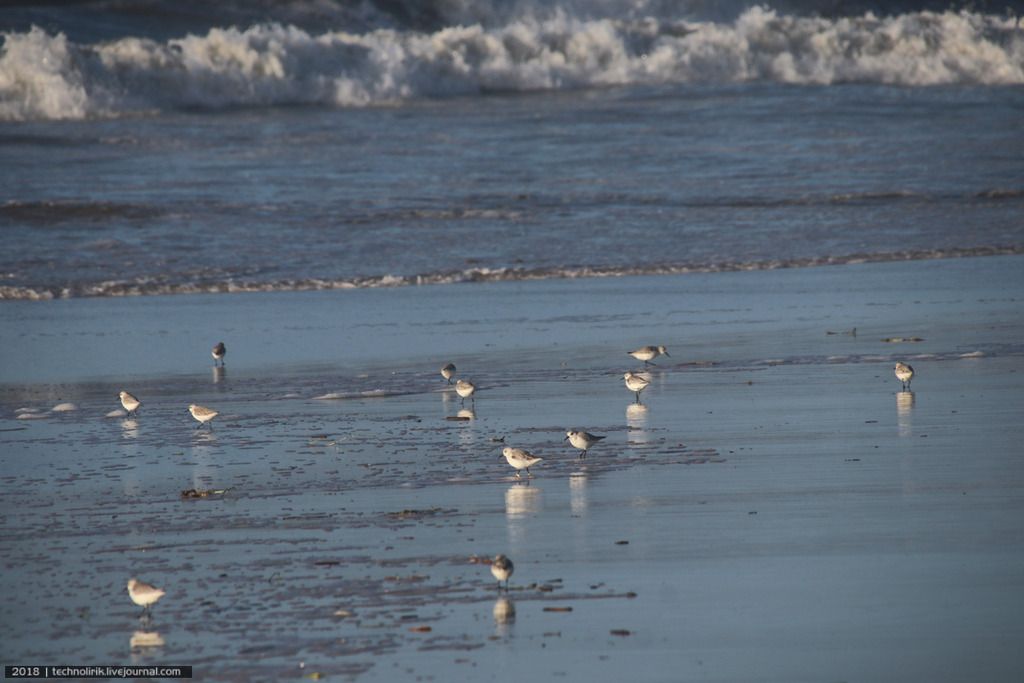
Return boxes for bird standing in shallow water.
[491,554,514,590]
[455,379,476,405]
[127,578,165,615]
[894,362,914,390]
[212,341,226,367]
[623,372,650,403]
[501,447,543,478]
[565,430,606,458]
[119,391,141,417]
[628,345,669,366]
[188,404,219,429]
[441,363,456,384]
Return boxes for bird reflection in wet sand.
[569,471,588,516]
[121,418,139,440]
[212,366,226,384]
[505,483,540,517]
[626,403,649,447]
[493,597,515,635]
[897,390,915,437]
[130,630,165,650]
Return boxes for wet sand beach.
[1,255,1023,681]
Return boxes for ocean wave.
[1,245,1019,300]
[0,200,164,223]
[2,8,1022,121]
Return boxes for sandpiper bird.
[119,391,141,417]
[188,404,219,429]
[441,363,456,384]
[565,429,606,459]
[623,372,650,403]
[894,362,914,390]
[455,379,476,405]
[628,345,669,366]
[502,447,543,478]
[491,554,514,590]
[127,578,165,614]
[211,341,226,367]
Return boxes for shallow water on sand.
[2,256,1024,681]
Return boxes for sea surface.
[1,0,1023,300]
[3,4,1024,679]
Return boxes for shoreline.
[2,244,1021,302]
[2,253,1022,387]
[1,254,1023,681]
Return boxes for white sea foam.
[2,245,1018,300]
[2,8,1022,121]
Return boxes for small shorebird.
[502,447,543,478]
[127,578,165,614]
[119,391,141,417]
[628,345,669,366]
[623,372,650,403]
[441,363,456,384]
[455,379,476,405]
[894,362,914,390]
[212,341,226,367]
[491,554,514,590]
[565,430,606,459]
[188,404,219,429]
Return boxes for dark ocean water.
[1,1,1022,299]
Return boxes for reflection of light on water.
[505,484,540,549]
[121,472,143,498]
[192,429,217,445]
[457,410,476,447]
[191,431,219,490]
[896,390,915,437]
[505,484,540,518]
[569,471,588,517]
[626,403,649,445]
[121,418,138,440]
[493,597,515,636]
[130,630,164,650]
[131,630,164,663]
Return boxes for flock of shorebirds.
[122,343,916,611]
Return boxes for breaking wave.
[2,245,1019,300]
[2,6,1023,121]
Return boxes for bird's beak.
[563,435,569,441]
